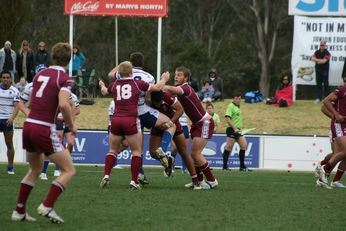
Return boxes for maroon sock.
[43,181,65,208]
[333,168,345,182]
[131,156,141,184]
[195,166,204,181]
[15,181,34,214]
[320,159,328,165]
[191,174,199,184]
[323,163,334,173]
[104,152,117,176]
[200,162,215,182]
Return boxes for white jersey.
[20,82,33,103]
[108,100,114,116]
[70,93,79,107]
[179,112,188,127]
[0,85,20,119]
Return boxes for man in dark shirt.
[0,41,17,81]
[34,41,50,68]
[312,40,331,104]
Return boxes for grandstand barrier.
[0,129,331,171]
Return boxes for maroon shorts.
[110,116,141,136]
[22,121,64,155]
[150,121,183,137]
[190,118,214,139]
[330,120,346,141]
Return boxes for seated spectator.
[15,76,27,93]
[199,80,215,103]
[208,68,223,100]
[266,75,293,107]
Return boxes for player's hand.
[6,117,14,126]
[161,72,170,82]
[99,80,105,88]
[158,121,174,130]
[334,113,345,123]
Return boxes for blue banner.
[70,131,260,169]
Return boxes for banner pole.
[69,14,74,77]
[115,16,119,66]
[156,17,162,83]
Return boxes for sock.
[239,149,246,168]
[15,181,34,214]
[200,162,215,182]
[104,152,117,176]
[223,150,230,169]
[320,159,328,165]
[131,156,142,184]
[43,180,65,208]
[139,157,144,175]
[323,162,334,173]
[54,165,60,171]
[191,174,199,184]
[161,131,172,152]
[42,160,50,174]
[333,168,345,182]
[171,151,177,158]
[7,164,13,172]
[195,166,204,181]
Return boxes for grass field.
[1,164,345,231]
[14,98,330,136]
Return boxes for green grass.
[1,165,345,230]
[14,98,330,136]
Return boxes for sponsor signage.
[64,0,168,17]
[69,131,260,168]
[291,16,346,86]
[289,0,346,16]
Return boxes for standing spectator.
[208,68,223,100]
[11,43,76,224]
[16,40,35,83]
[0,70,19,174]
[206,102,220,133]
[71,45,86,76]
[15,76,28,94]
[222,92,251,171]
[0,41,17,82]
[312,40,331,104]
[34,41,50,68]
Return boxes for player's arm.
[225,116,238,132]
[7,102,19,125]
[321,104,333,119]
[108,66,119,81]
[99,80,109,96]
[323,91,344,122]
[163,85,184,96]
[59,90,75,133]
[17,100,30,117]
[170,100,184,123]
[149,72,170,92]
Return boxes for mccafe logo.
[71,1,100,13]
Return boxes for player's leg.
[223,137,235,170]
[12,151,43,221]
[155,112,176,153]
[125,132,143,189]
[174,133,198,185]
[238,136,249,171]
[331,159,346,188]
[40,156,50,180]
[65,131,75,154]
[4,130,15,174]
[37,149,75,224]
[100,132,122,188]
[53,127,64,177]
[149,129,172,172]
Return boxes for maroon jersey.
[29,66,72,124]
[156,91,176,119]
[108,78,150,117]
[177,83,207,124]
[334,86,346,116]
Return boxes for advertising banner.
[289,0,346,16]
[64,0,168,17]
[69,131,260,169]
[291,16,346,86]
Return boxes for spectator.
[206,102,220,133]
[15,76,28,94]
[188,75,199,93]
[16,40,35,83]
[34,41,50,68]
[71,45,86,76]
[312,40,331,104]
[199,80,215,103]
[265,75,293,107]
[208,68,223,100]
[0,41,17,81]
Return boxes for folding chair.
[75,69,96,98]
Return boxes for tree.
[227,0,288,97]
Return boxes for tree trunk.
[259,58,270,98]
